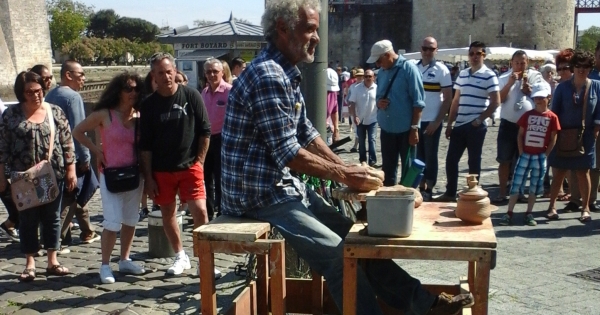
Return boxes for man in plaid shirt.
[221,1,473,314]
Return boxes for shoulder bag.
[102,111,140,193]
[11,103,60,211]
[556,79,591,158]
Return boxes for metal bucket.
[366,191,415,237]
[148,210,183,258]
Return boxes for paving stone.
[60,307,99,315]
[76,288,106,298]
[95,302,131,312]
[0,291,25,301]
[1,306,22,314]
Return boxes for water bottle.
[400,159,425,188]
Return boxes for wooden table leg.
[199,241,217,315]
[468,261,476,294]
[311,271,323,315]
[343,257,358,315]
[269,240,286,315]
[471,260,491,315]
[256,235,269,315]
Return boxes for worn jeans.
[243,189,436,315]
[204,134,222,218]
[357,122,377,165]
[381,129,416,186]
[19,181,64,254]
[445,122,487,196]
[417,122,442,189]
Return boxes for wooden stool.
[193,215,286,315]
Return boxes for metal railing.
[80,81,110,92]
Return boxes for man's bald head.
[420,37,438,64]
[422,37,437,48]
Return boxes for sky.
[77,0,600,31]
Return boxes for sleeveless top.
[100,110,136,172]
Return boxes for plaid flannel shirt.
[221,44,320,215]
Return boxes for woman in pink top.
[73,72,146,284]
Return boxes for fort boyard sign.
[174,41,262,50]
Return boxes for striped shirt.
[413,60,452,122]
[220,44,320,216]
[454,65,499,127]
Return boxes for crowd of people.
[1,0,599,314]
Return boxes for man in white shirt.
[435,41,501,202]
[495,51,542,203]
[413,37,453,199]
[349,69,378,166]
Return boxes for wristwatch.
[474,118,482,125]
[410,125,419,130]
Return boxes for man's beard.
[293,40,315,64]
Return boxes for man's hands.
[354,116,360,126]
[424,121,441,136]
[343,165,383,192]
[409,129,419,146]
[445,125,453,139]
[377,99,390,110]
[144,177,159,199]
[65,168,77,192]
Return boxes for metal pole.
[301,0,329,141]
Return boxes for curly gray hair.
[261,0,321,42]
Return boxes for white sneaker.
[119,259,145,275]
[166,254,191,275]
[196,265,223,279]
[99,265,115,284]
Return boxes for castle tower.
[412,0,576,51]
[0,0,52,87]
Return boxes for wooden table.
[342,202,497,315]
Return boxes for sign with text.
[175,42,233,50]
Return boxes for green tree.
[233,17,252,24]
[87,9,119,38]
[578,26,600,52]
[111,17,159,43]
[193,19,216,27]
[47,0,94,51]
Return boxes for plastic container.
[366,191,415,237]
[400,159,425,188]
[148,210,183,258]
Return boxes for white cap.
[367,40,394,63]
[326,68,340,92]
[530,81,552,98]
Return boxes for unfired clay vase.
[455,175,491,224]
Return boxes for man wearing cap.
[349,69,378,166]
[326,67,340,143]
[367,39,426,186]
[346,68,365,153]
[412,37,453,199]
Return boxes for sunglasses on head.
[123,85,140,93]
[421,47,436,52]
[469,51,485,57]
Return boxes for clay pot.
[455,175,491,224]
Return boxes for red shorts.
[152,162,206,205]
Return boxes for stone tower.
[412,0,576,51]
[0,0,52,87]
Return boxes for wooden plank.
[460,276,471,294]
[256,235,269,315]
[345,202,497,248]
[343,258,358,315]
[224,284,254,315]
[468,262,476,294]
[284,278,338,314]
[209,239,272,255]
[199,241,217,315]
[311,271,324,315]
[422,284,460,296]
[471,261,491,315]
[345,245,494,262]
[193,215,271,242]
[269,240,286,315]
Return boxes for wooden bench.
[193,215,286,315]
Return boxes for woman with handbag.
[0,71,77,282]
[546,50,600,223]
[72,72,146,284]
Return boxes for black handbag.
[103,113,140,193]
[556,79,591,158]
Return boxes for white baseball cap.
[367,40,394,63]
[326,68,340,92]
[530,81,551,98]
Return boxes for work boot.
[426,292,474,315]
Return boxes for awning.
[177,49,229,61]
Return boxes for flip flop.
[545,208,559,220]
[46,265,70,276]
[557,193,571,201]
[19,268,36,282]
[579,212,592,223]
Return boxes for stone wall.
[0,0,52,88]
[411,0,575,51]
[328,6,363,68]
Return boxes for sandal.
[19,268,36,282]
[557,193,571,201]
[46,265,70,276]
[579,212,592,223]
[545,208,559,220]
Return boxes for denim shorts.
[496,119,520,163]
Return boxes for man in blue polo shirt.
[435,41,501,201]
[367,40,425,186]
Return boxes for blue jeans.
[357,122,377,165]
[417,122,442,189]
[19,181,64,254]
[243,189,435,315]
[445,123,487,196]
[381,129,416,186]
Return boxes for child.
[500,81,561,226]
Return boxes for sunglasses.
[557,66,570,71]
[42,75,53,82]
[364,75,374,78]
[469,51,486,57]
[573,64,591,69]
[69,70,85,77]
[205,70,221,75]
[123,85,140,93]
[421,47,437,52]
[25,89,43,96]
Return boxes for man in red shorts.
[140,52,216,276]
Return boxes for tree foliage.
[87,9,119,38]
[110,17,160,43]
[193,19,217,27]
[61,37,173,66]
[578,26,600,53]
[233,17,252,24]
[47,0,94,51]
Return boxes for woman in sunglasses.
[0,71,77,281]
[30,64,54,93]
[546,50,600,223]
[72,72,146,283]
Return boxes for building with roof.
[158,13,265,89]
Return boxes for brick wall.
[0,0,52,88]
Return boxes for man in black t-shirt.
[139,53,215,276]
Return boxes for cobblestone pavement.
[1,121,600,314]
